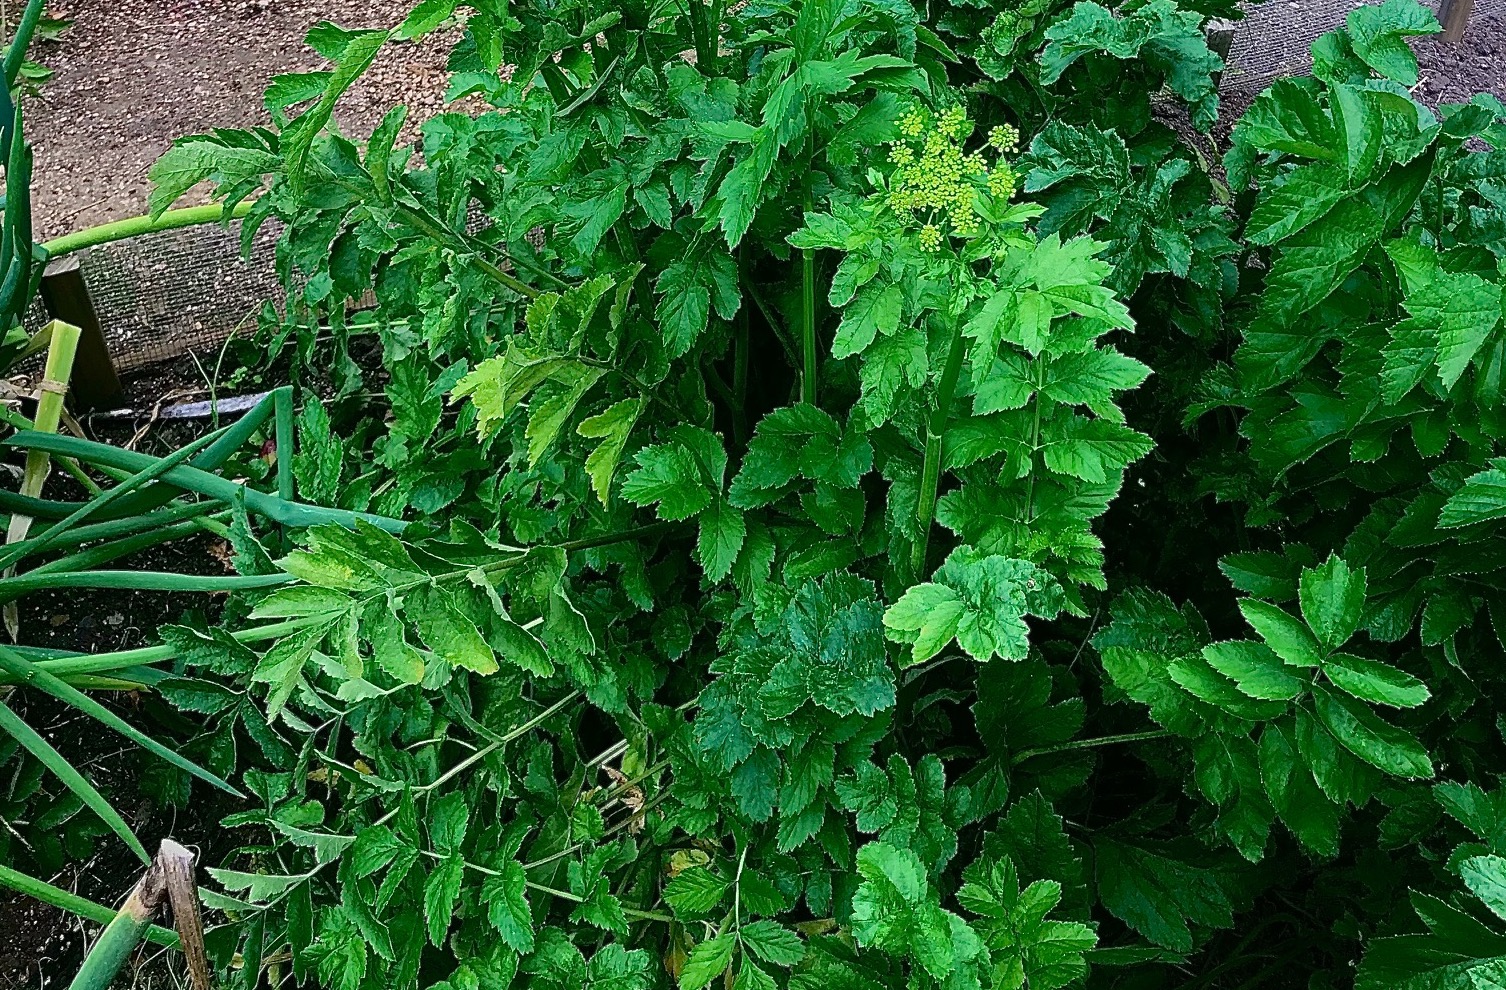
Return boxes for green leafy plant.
[3,0,1506,988]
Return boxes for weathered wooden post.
[1438,0,1473,43]
[38,254,125,411]
[1207,18,1237,90]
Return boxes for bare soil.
[27,0,457,241]
[1414,11,1506,108]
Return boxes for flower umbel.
[884,103,1020,253]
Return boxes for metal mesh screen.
[73,219,284,372]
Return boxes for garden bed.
[3,2,1506,989]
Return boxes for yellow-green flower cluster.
[989,162,1018,200]
[989,124,1021,152]
[884,104,1019,251]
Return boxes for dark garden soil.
[0,349,291,990]
[1414,11,1506,107]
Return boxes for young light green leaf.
[1298,555,1367,653]
[578,397,645,505]
[883,583,966,666]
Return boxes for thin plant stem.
[1011,729,1173,766]
[801,176,817,406]
[226,691,586,918]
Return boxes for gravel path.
[26,0,456,240]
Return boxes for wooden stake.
[39,255,124,412]
[1438,0,1473,43]
[5,319,79,638]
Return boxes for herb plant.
[4,0,1506,987]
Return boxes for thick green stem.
[41,201,256,259]
[5,320,79,633]
[0,644,239,794]
[10,320,77,523]
[66,840,204,990]
[274,386,295,500]
[6,500,220,561]
[0,696,149,862]
[27,514,227,576]
[0,568,288,603]
[4,430,406,532]
[1,0,44,86]
[0,423,228,569]
[28,615,329,680]
[392,203,539,299]
[0,864,178,948]
[801,181,817,406]
[0,386,285,524]
[1022,356,1045,526]
[911,317,966,575]
[733,305,749,445]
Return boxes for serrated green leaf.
[622,443,714,521]
[1311,685,1433,779]
[740,920,805,966]
[665,867,729,914]
[1322,653,1429,708]
[832,282,902,359]
[697,499,746,582]
[1239,599,1323,667]
[482,859,535,953]
[681,933,737,989]
[1202,641,1306,700]
[1299,555,1367,653]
